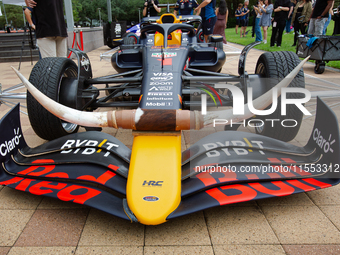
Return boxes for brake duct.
[12,56,308,132]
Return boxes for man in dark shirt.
[25,0,68,58]
[308,0,334,35]
[143,0,161,17]
[270,0,290,47]
[174,0,199,16]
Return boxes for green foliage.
[0,1,25,30]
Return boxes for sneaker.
[263,40,267,44]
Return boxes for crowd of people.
[169,0,339,46]
[246,0,338,47]
[22,0,340,56]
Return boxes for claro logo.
[0,128,21,157]
[313,128,335,154]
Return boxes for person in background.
[308,0,334,35]
[322,1,334,34]
[174,0,199,16]
[213,0,228,44]
[259,0,273,44]
[195,0,217,42]
[332,5,340,35]
[291,0,312,46]
[240,1,250,37]
[235,3,243,34]
[285,0,295,33]
[270,0,290,47]
[25,0,68,58]
[253,1,263,42]
[143,0,161,17]
[251,5,257,38]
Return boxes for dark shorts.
[240,19,249,27]
[203,16,217,35]
[236,19,240,26]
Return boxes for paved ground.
[1,43,340,255]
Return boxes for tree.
[0,2,25,30]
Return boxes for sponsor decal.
[0,128,21,157]
[150,76,173,81]
[152,52,177,58]
[146,102,166,107]
[150,82,173,86]
[143,180,163,186]
[143,196,159,202]
[313,128,335,154]
[60,139,119,157]
[149,86,173,91]
[0,160,120,204]
[202,139,265,157]
[147,97,173,101]
[148,92,173,96]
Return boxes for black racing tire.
[314,61,325,74]
[254,51,305,142]
[27,57,80,141]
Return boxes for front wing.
[0,98,339,224]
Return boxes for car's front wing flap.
[0,98,339,224]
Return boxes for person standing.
[240,1,250,37]
[253,1,263,42]
[270,0,290,47]
[333,5,340,35]
[259,0,273,44]
[308,0,334,35]
[213,0,228,44]
[174,0,199,15]
[143,0,161,17]
[235,4,243,34]
[291,0,312,46]
[195,0,217,42]
[285,0,295,33]
[25,0,68,58]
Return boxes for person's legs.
[255,18,262,41]
[37,37,57,58]
[56,36,68,58]
[314,18,327,35]
[276,22,285,46]
[263,26,268,43]
[270,25,278,46]
[308,18,316,34]
[203,17,216,42]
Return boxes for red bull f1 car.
[1,14,339,225]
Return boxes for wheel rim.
[58,66,78,134]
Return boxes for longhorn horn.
[11,66,117,128]
[203,56,310,127]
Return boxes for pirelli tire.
[197,29,204,43]
[254,51,305,142]
[123,32,139,45]
[27,57,80,141]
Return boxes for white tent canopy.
[2,0,26,6]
